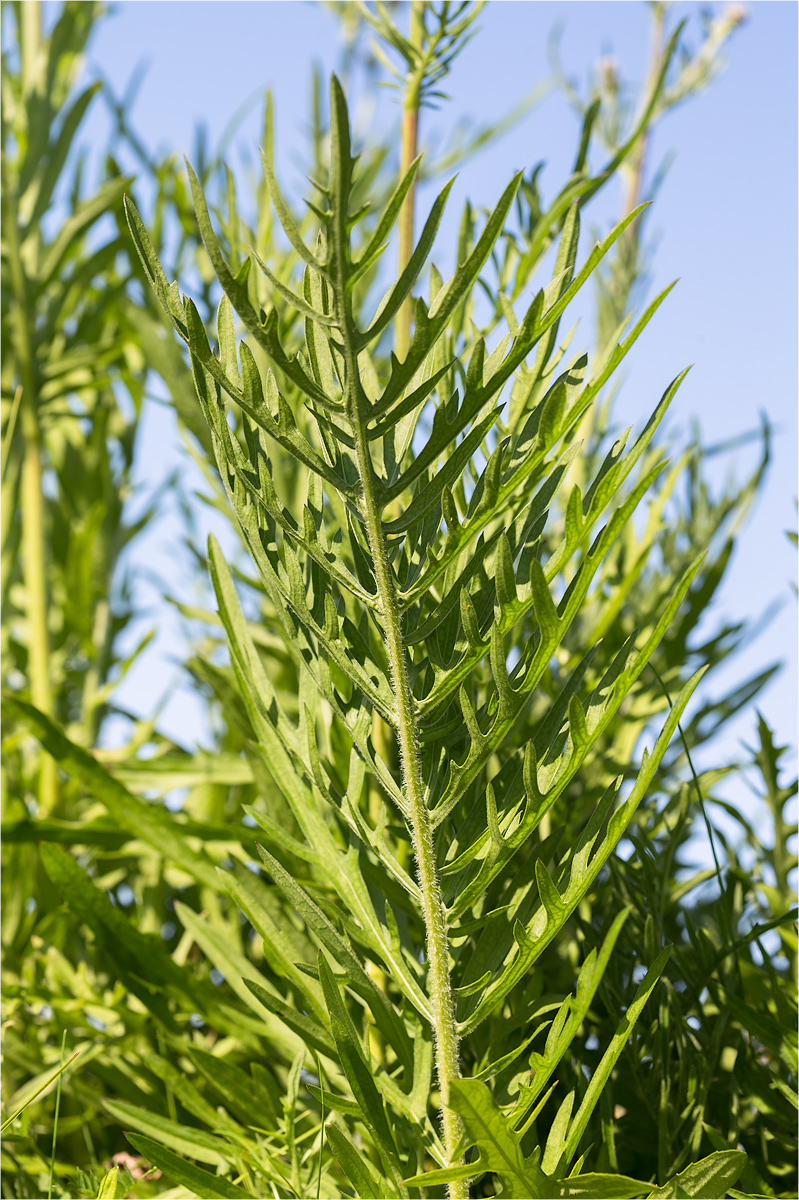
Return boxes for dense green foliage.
[2,4,795,1200]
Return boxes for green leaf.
[173,901,308,1062]
[123,195,186,332]
[721,991,798,1074]
[187,1047,273,1130]
[384,405,502,531]
[521,910,630,1107]
[185,157,270,320]
[243,978,336,1060]
[535,858,566,924]
[358,177,455,348]
[0,1048,81,1134]
[316,951,398,1169]
[95,1167,121,1200]
[326,1124,389,1199]
[4,696,219,888]
[147,1054,237,1133]
[256,844,420,1056]
[560,946,672,1169]
[409,1080,656,1198]
[542,1174,653,1198]
[434,1077,536,1197]
[220,864,328,1023]
[649,1151,747,1198]
[404,1159,478,1191]
[26,82,101,231]
[38,843,203,1023]
[104,1101,233,1166]
[39,175,132,287]
[259,105,324,272]
[460,667,704,1033]
[250,244,337,326]
[371,168,522,416]
[351,154,421,287]
[124,1133,250,1199]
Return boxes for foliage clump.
[2,4,795,1200]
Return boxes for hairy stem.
[353,422,465,1196]
[332,219,465,1200]
[395,0,425,362]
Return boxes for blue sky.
[63,1,796,811]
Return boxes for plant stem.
[353,420,465,1196]
[81,597,111,746]
[21,401,56,804]
[395,0,425,362]
[48,1030,67,1200]
[333,245,465,1200]
[22,444,59,815]
[2,149,57,814]
[619,5,666,258]
[21,1,41,97]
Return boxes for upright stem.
[620,6,666,251]
[19,401,52,722]
[395,0,425,361]
[19,400,57,816]
[333,259,466,1200]
[3,19,57,813]
[81,597,111,746]
[17,320,57,817]
[593,6,665,369]
[352,418,465,1196]
[21,1,41,97]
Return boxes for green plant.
[2,0,134,816]
[0,4,223,1188]
[115,51,751,1192]
[4,5,795,1199]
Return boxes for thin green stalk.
[333,248,465,1197]
[21,407,53,724]
[80,597,111,746]
[156,1028,177,1123]
[0,1050,80,1134]
[648,665,724,889]
[316,1053,324,1200]
[48,1031,67,1200]
[650,660,741,1020]
[0,385,22,479]
[2,152,57,814]
[395,0,425,361]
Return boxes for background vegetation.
[2,3,795,1199]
